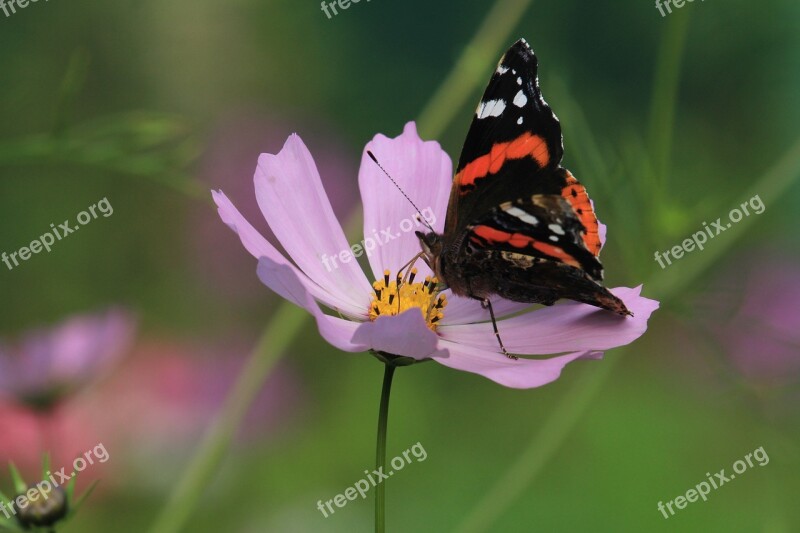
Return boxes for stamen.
[368,270,447,331]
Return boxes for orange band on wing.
[470,225,582,269]
[561,172,601,256]
[457,133,550,192]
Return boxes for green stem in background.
[52,48,91,137]
[648,136,800,298]
[375,364,396,533]
[646,11,690,203]
[416,0,536,138]
[149,303,305,533]
[0,136,209,203]
[148,1,536,530]
[452,134,800,533]
[454,357,619,533]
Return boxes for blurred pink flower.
[0,308,135,410]
[87,338,305,485]
[704,254,800,386]
[213,122,658,389]
[0,401,102,476]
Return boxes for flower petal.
[439,286,658,355]
[440,293,532,326]
[433,339,602,389]
[358,122,452,279]
[214,190,367,318]
[351,310,445,361]
[598,221,607,250]
[258,258,444,359]
[254,134,372,310]
[257,258,370,352]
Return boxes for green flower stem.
[648,136,800,298]
[149,303,305,533]
[454,358,619,533]
[375,364,396,533]
[0,136,210,203]
[647,11,690,202]
[453,134,800,533]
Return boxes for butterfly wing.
[466,193,602,281]
[453,192,628,314]
[438,40,627,314]
[445,39,564,236]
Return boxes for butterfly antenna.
[367,150,435,233]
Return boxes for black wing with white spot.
[466,194,603,281]
[446,39,566,236]
[456,39,563,173]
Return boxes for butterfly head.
[416,230,444,274]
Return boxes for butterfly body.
[417,39,630,317]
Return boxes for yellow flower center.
[369,268,447,331]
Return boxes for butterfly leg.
[481,298,518,360]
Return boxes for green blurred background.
[1,0,799,531]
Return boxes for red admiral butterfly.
[415,39,631,356]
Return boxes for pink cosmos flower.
[0,308,135,409]
[213,122,658,388]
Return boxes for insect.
[415,39,630,357]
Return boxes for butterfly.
[415,39,630,357]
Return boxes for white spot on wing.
[549,235,559,242]
[513,90,528,108]
[497,65,509,75]
[476,99,506,119]
[548,224,565,235]
[517,117,523,125]
[517,77,522,85]
[505,206,539,226]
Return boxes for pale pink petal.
[358,122,452,280]
[433,339,602,389]
[214,190,367,318]
[254,134,372,310]
[258,258,443,360]
[439,286,658,355]
[598,221,607,250]
[441,293,532,326]
[257,259,370,353]
[352,310,445,361]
